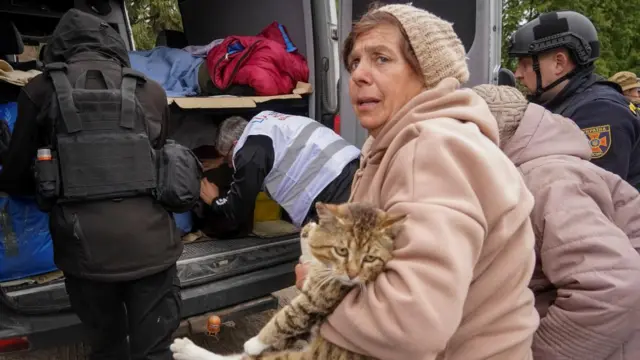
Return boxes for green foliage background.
[125,0,639,77]
[502,0,640,77]
[125,0,183,51]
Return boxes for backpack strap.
[119,68,146,129]
[74,69,116,89]
[45,62,82,133]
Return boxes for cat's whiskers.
[358,281,366,295]
[312,267,335,279]
[314,271,340,290]
[313,266,333,275]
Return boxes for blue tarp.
[0,195,57,282]
[129,46,204,97]
[0,102,17,133]
[0,102,57,282]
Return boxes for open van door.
[311,0,341,127]
[338,0,503,148]
[1,1,342,355]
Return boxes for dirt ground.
[0,287,298,360]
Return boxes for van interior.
[0,0,340,317]
[0,0,498,334]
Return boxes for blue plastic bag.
[0,195,57,282]
[0,102,18,132]
[0,102,58,282]
[0,102,17,165]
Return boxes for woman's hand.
[199,178,219,205]
[295,262,309,290]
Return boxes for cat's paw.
[171,337,222,360]
[244,336,269,356]
[170,337,193,354]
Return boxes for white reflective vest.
[233,111,360,227]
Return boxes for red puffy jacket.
[206,22,309,96]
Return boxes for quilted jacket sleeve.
[527,164,640,359]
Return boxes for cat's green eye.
[335,247,348,256]
[363,255,377,262]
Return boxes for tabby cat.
[171,201,406,360]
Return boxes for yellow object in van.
[254,192,281,222]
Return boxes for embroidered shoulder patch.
[582,125,611,159]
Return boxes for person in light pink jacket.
[295,2,539,359]
[474,84,640,360]
[312,3,540,360]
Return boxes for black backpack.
[35,62,202,212]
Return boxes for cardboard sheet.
[0,60,41,87]
[167,81,312,109]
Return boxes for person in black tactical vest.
[0,9,201,360]
[508,11,640,188]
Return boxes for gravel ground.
[0,287,299,360]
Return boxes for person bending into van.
[0,9,183,360]
[473,84,640,360]
[199,112,360,232]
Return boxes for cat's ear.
[316,202,339,221]
[380,213,407,236]
[316,202,351,226]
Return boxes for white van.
[0,0,506,356]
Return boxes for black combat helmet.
[508,11,599,65]
[507,11,600,98]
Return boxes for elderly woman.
[473,84,640,360]
[295,4,540,360]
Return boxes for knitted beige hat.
[472,85,529,146]
[375,4,469,89]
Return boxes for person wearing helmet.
[508,11,640,188]
[609,71,640,105]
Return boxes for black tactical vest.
[45,62,156,203]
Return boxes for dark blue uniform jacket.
[541,71,640,188]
